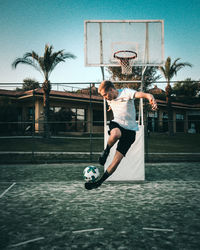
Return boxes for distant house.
[0,85,199,135]
[0,87,103,135]
[149,85,200,133]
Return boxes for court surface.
[0,162,200,249]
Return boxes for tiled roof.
[156,99,200,109]
[149,85,165,94]
[0,88,199,108]
[33,88,103,101]
[0,89,26,97]
[0,88,103,101]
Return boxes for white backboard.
[84,20,164,67]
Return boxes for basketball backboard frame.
[84,20,164,67]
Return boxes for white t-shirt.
[107,88,139,131]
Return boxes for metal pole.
[89,83,92,162]
[100,67,107,149]
[140,66,147,125]
[32,90,35,163]
[141,66,149,162]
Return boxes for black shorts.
[108,121,136,156]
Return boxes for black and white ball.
[83,166,100,183]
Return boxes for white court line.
[72,228,104,233]
[0,182,16,198]
[143,227,174,232]
[10,237,45,247]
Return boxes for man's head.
[98,80,118,100]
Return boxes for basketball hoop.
[114,50,137,75]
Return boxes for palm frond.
[31,51,39,61]
[159,66,167,80]
[11,58,41,73]
[159,56,192,82]
[173,62,192,76]
[38,57,48,79]
[50,52,76,73]
[12,44,76,82]
[62,52,76,60]
[23,52,33,58]
[172,58,181,65]
[43,45,54,75]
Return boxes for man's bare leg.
[106,150,124,175]
[107,128,121,148]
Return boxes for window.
[188,115,200,133]
[27,107,34,121]
[176,113,184,132]
[71,108,85,121]
[50,107,86,132]
[148,111,158,132]
[162,112,168,132]
[71,108,86,131]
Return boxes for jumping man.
[85,80,157,190]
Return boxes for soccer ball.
[83,166,100,183]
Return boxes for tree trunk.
[165,83,173,136]
[42,80,51,138]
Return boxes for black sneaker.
[85,181,101,190]
[99,149,109,166]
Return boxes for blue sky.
[0,0,199,87]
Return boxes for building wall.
[35,97,44,132]
[2,90,198,134]
[33,95,104,134]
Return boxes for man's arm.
[134,92,157,111]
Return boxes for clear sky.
[0,0,199,86]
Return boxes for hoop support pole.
[140,66,147,126]
[100,66,108,149]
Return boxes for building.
[0,85,199,135]
[149,85,200,133]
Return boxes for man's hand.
[148,94,157,111]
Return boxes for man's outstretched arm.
[134,92,157,111]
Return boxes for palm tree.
[159,57,192,135]
[108,66,160,90]
[12,44,76,137]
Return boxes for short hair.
[98,80,115,93]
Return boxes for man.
[85,80,157,190]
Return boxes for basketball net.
[114,50,137,75]
[119,58,133,75]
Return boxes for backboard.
[84,20,164,67]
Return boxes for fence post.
[89,83,92,162]
[31,89,36,163]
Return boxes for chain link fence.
[0,82,200,163]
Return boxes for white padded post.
[104,125,145,181]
